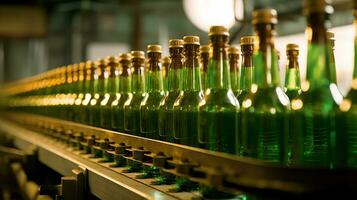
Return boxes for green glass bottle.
[140,45,165,139]
[335,7,357,169]
[100,56,120,129]
[88,59,106,127]
[174,36,204,147]
[73,62,86,122]
[162,56,171,93]
[237,36,255,106]
[200,45,210,91]
[327,31,337,84]
[290,0,342,167]
[158,39,184,142]
[240,9,289,164]
[228,46,240,96]
[66,64,79,121]
[124,51,146,135]
[80,61,97,124]
[198,26,239,154]
[284,43,301,100]
[112,53,132,132]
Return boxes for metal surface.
[0,117,177,200]
[2,112,357,198]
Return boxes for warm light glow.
[291,99,303,110]
[242,99,252,109]
[340,99,352,112]
[250,84,258,93]
[183,0,241,32]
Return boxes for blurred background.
[0,0,354,94]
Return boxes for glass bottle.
[237,36,255,106]
[240,9,289,164]
[198,26,240,154]
[100,56,120,130]
[228,46,240,96]
[335,6,357,168]
[327,31,337,84]
[284,43,301,100]
[112,53,132,132]
[200,45,210,91]
[88,59,106,127]
[67,64,79,121]
[80,61,96,124]
[124,51,146,135]
[140,45,165,139]
[174,36,204,147]
[73,62,86,122]
[162,56,171,93]
[158,39,184,142]
[290,0,342,167]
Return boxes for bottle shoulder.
[175,90,204,107]
[241,86,290,112]
[199,88,239,110]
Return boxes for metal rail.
[2,112,357,199]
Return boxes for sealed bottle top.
[183,35,200,45]
[240,36,255,45]
[131,50,145,59]
[327,31,335,47]
[227,46,239,55]
[147,44,162,53]
[169,39,184,48]
[162,56,171,64]
[252,8,278,25]
[209,26,229,36]
[85,60,96,69]
[304,0,332,15]
[286,43,299,52]
[200,45,210,53]
[119,53,132,61]
[106,55,118,63]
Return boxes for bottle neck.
[200,52,209,73]
[229,53,239,91]
[184,44,201,91]
[147,52,164,92]
[353,19,357,80]
[240,44,254,91]
[285,52,301,91]
[119,60,131,93]
[305,12,331,89]
[168,47,183,91]
[131,59,146,93]
[207,35,231,90]
[254,23,280,87]
[97,65,107,95]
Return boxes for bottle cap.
[227,46,239,54]
[303,0,333,15]
[106,56,118,63]
[286,43,299,51]
[66,65,73,72]
[72,64,79,71]
[209,26,229,36]
[119,53,132,61]
[147,44,162,53]
[162,56,171,64]
[85,60,95,69]
[200,45,210,53]
[252,8,278,24]
[79,62,85,70]
[169,39,184,48]
[131,51,145,59]
[326,31,335,40]
[183,36,200,45]
[240,36,255,45]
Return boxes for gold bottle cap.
[286,43,299,51]
[162,56,171,64]
[208,26,229,36]
[252,8,278,25]
[72,64,79,71]
[147,44,162,53]
[131,51,145,59]
[169,39,184,48]
[326,31,335,40]
[97,58,106,65]
[227,46,239,54]
[183,36,200,45]
[79,62,85,70]
[66,64,73,72]
[106,56,118,63]
[119,53,132,61]
[303,0,332,15]
[85,60,95,69]
[240,36,255,45]
[200,45,210,53]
